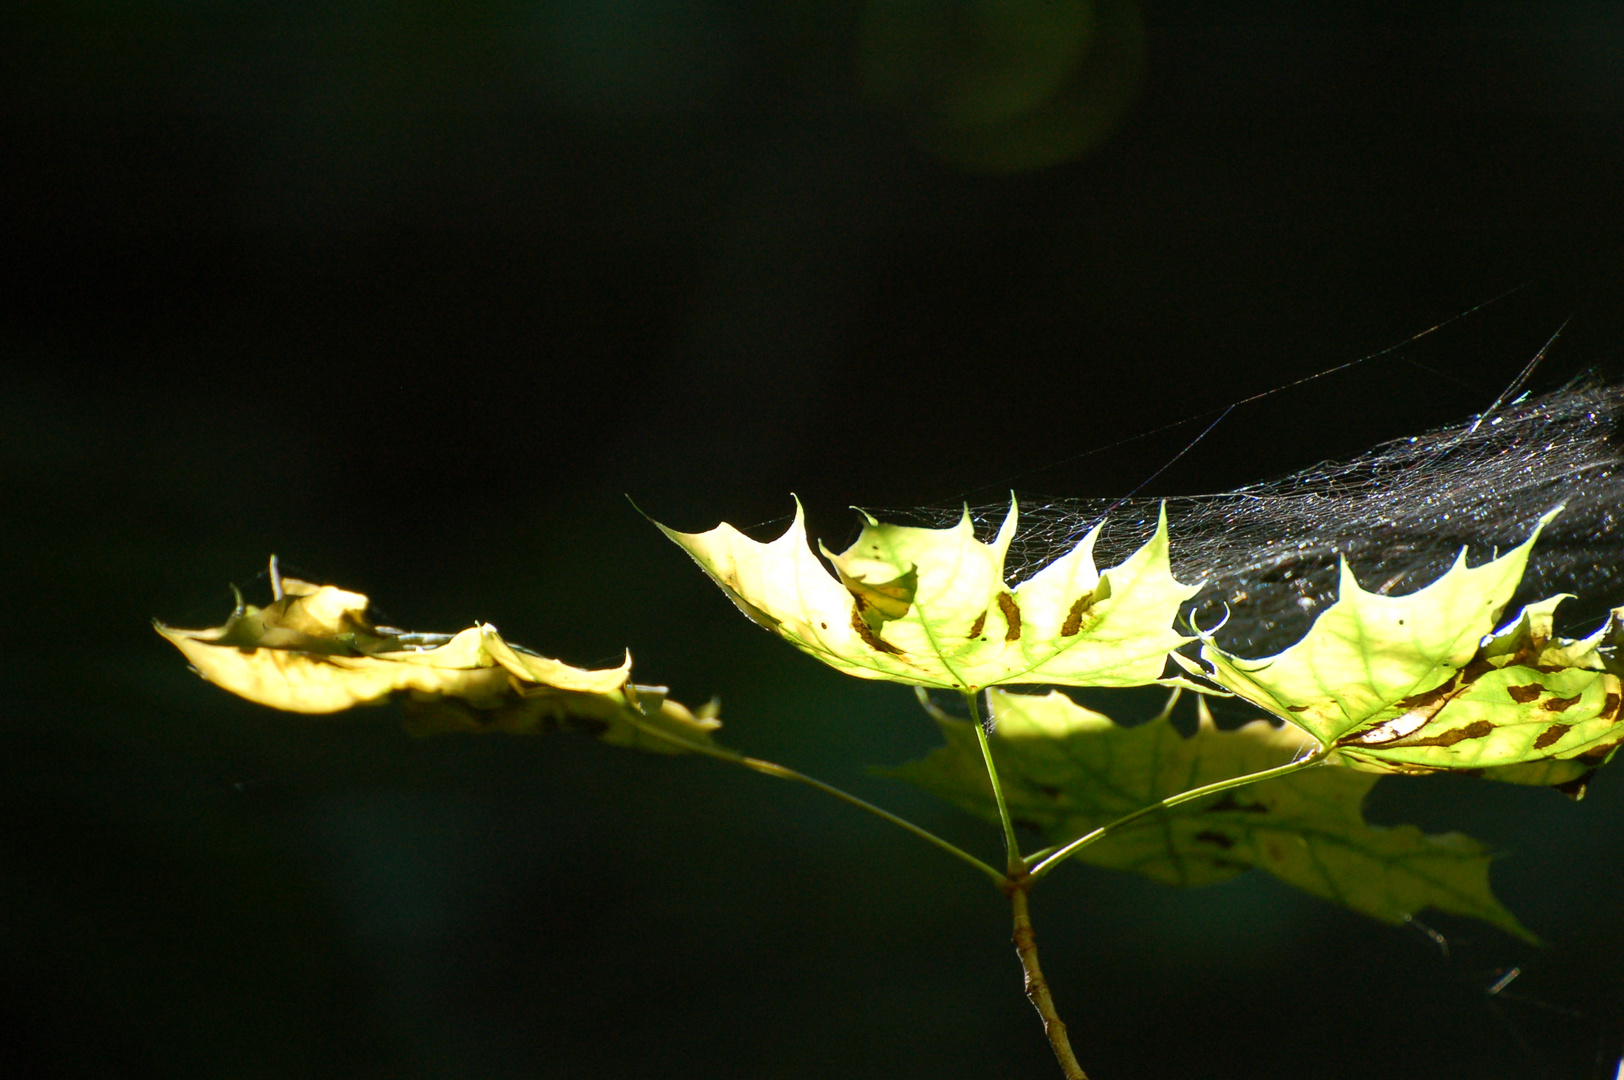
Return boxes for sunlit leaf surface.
[886,688,1535,940]
[155,563,720,754]
[1186,515,1623,793]
[657,500,1197,691]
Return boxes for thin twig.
[1028,747,1330,879]
[1010,883,1088,1080]
[619,701,1007,885]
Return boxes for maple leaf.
[155,562,719,754]
[886,688,1535,940]
[1183,513,1624,795]
[656,500,1197,692]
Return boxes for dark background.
[4,2,1624,1077]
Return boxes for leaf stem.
[964,689,1024,874]
[620,704,1007,886]
[1027,747,1331,880]
[1009,882,1088,1080]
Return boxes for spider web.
[892,379,1624,657]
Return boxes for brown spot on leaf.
[1542,694,1583,713]
[1399,720,1495,748]
[1578,734,1624,765]
[1533,723,1571,750]
[997,593,1022,642]
[1370,671,1493,743]
[850,606,903,655]
[968,611,986,639]
[836,565,916,620]
[1606,693,1621,721]
[1038,784,1062,798]
[1505,684,1543,704]
[1285,704,1308,713]
[1396,681,1458,713]
[1060,594,1093,637]
[1193,830,1235,849]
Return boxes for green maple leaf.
[155,562,720,754]
[656,500,1198,692]
[1183,514,1624,791]
[886,688,1536,940]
